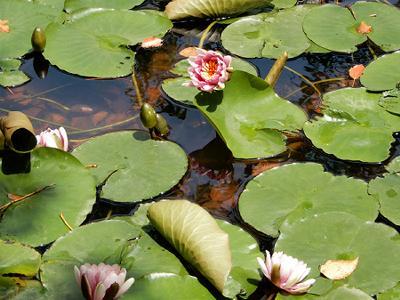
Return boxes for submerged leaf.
[147,200,232,294]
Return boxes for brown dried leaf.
[357,21,372,34]
[349,64,365,80]
[179,47,198,57]
[141,37,163,48]
[320,257,359,280]
[0,19,10,33]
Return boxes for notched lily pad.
[73,131,188,203]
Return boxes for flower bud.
[140,103,157,129]
[36,127,68,151]
[155,114,169,135]
[31,27,46,52]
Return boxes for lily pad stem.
[284,66,321,96]
[284,77,345,98]
[131,66,143,107]
[59,212,73,231]
[198,20,218,49]
[265,52,288,87]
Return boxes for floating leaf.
[349,64,365,80]
[221,6,312,59]
[0,58,29,89]
[378,283,400,300]
[276,285,373,299]
[304,88,400,162]
[361,52,400,92]
[275,212,400,295]
[0,148,96,246]
[72,131,187,203]
[303,3,400,53]
[239,163,378,237]
[379,86,400,115]
[386,156,400,174]
[194,71,307,159]
[162,57,257,105]
[0,0,60,59]
[44,9,172,77]
[272,0,296,9]
[147,200,232,295]
[369,173,400,226]
[165,0,270,20]
[64,0,145,13]
[320,257,359,280]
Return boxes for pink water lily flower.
[74,263,134,300]
[36,127,68,151]
[185,48,233,92]
[257,250,316,294]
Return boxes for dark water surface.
[1,0,400,298]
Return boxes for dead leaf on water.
[0,19,10,33]
[357,21,372,34]
[320,257,359,280]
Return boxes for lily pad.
[303,3,400,53]
[378,283,400,300]
[64,0,145,13]
[303,88,400,162]
[360,52,400,92]
[379,86,400,115]
[272,0,297,9]
[41,219,189,299]
[147,200,232,296]
[386,156,400,174]
[0,58,29,87]
[0,148,96,247]
[162,57,257,105]
[275,212,400,295]
[221,6,312,59]
[239,163,378,237]
[165,0,270,20]
[194,70,307,159]
[276,285,373,299]
[72,131,188,203]
[44,9,172,77]
[369,173,400,226]
[0,0,58,59]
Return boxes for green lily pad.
[378,283,400,300]
[379,86,400,114]
[272,0,296,9]
[303,88,400,162]
[147,200,233,296]
[0,58,29,87]
[303,4,364,53]
[221,6,312,59]
[0,0,58,59]
[351,2,400,52]
[194,70,307,159]
[72,131,187,203]
[217,220,261,298]
[275,212,400,295]
[164,0,270,20]
[239,163,378,237]
[303,3,400,53]
[369,173,400,226]
[44,9,172,78]
[64,0,145,13]
[41,219,189,299]
[361,52,400,92]
[276,285,373,299]
[0,148,96,247]
[162,57,257,105]
[386,156,400,174]
[123,274,213,300]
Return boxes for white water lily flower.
[257,250,316,294]
[36,127,68,151]
[74,263,134,300]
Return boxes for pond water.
[1,0,400,298]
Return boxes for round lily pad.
[44,9,172,78]
[221,6,312,59]
[360,52,400,92]
[41,220,191,299]
[194,71,307,159]
[239,163,378,237]
[0,148,96,247]
[276,285,373,299]
[72,131,188,203]
[378,283,400,300]
[275,212,400,295]
[0,58,29,87]
[386,156,400,174]
[161,57,257,105]
[303,88,400,162]
[351,2,400,52]
[0,0,58,59]
[64,0,145,13]
[369,173,400,226]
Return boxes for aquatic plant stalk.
[59,212,73,231]
[284,66,321,95]
[131,66,143,107]
[198,20,218,49]
[265,52,288,87]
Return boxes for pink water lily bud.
[74,263,134,300]
[185,48,233,92]
[36,127,68,151]
[257,250,316,294]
